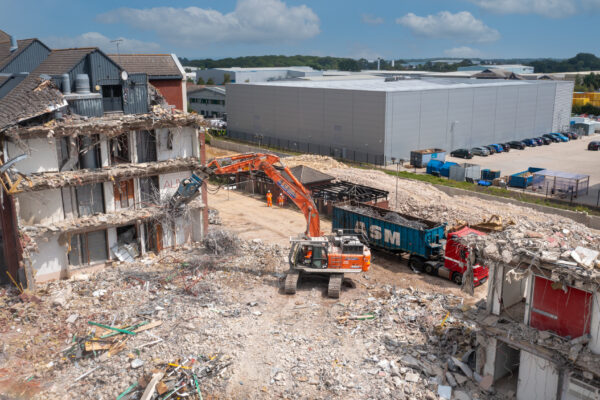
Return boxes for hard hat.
[268,190,271,192]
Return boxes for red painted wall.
[151,79,183,111]
[530,275,593,338]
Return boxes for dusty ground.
[208,185,487,302]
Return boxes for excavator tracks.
[284,271,300,294]
[327,274,343,298]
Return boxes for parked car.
[588,141,600,150]
[450,148,473,159]
[532,138,544,146]
[508,140,526,149]
[542,133,560,143]
[565,132,579,140]
[549,132,569,142]
[471,147,490,156]
[537,136,551,145]
[483,145,497,154]
[500,143,511,152]
[523,138,537,147]
[488,144,503,153]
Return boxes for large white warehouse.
[226,77,574,163]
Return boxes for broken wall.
[156,127,197,161]
[16,189,64,225]
[30,234,69,281]
[516,351,558,400]
[6,137,59,174]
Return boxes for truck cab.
[442,226,488,286]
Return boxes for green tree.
[223,73,231,85]
[206,78,215,85]
[197,77,205,85]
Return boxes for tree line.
[179,55,475,72]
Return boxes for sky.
[1,0,599,60]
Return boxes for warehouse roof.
[243,77,567,92]
[210,66,315,72]
[108,54,182,79]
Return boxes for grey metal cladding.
[0,40,50,74]
[123,73,148,115]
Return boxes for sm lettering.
[353,221,400,245]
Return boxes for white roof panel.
[238,77,560,92]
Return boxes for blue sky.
[1,0,599,60]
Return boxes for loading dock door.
[530,276,592,338]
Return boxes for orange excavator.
[170,153,371,298]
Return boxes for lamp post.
[391,157,398,209]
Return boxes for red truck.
[422,226,489,286]
[333,202,489,287]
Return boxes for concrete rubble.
[1,227,505,399]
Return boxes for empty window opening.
[110,133,130,164]
[493,343,520,395]
[114,179,135,209]
[75,183,105,216]
[137,130,157,162]
[142,222,163,253]
[139,176,159,207]
[109,225,139,262]
[68,230,108,267]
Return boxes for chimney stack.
[9,35,17,52]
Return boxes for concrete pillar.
[588,291,600,355]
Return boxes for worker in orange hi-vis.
[266,190,273,207]
[277,192,285,207]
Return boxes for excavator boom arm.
[207,153,321,236]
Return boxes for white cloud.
[396,11,500,43]
[44,32,161,53]
[98,0,320,47]
[471,0,576,18]
[444,46,482,58]
[361,14,384,25]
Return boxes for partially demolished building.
[0,30,207,287]
[465,234,600,399]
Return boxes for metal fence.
[226,131,387,166]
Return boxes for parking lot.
[444,134,600,206]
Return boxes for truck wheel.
[328,274,343,298]
[452,272,462,285]
[408,258,423,272]
[284,271,300,294]
[424,264,434,275]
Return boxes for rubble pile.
[202,228,240,256]
[283,154,348,171]
[338,204,427,230]
[0,228,504,400]
[208,208,222,225]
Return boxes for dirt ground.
[208,185,487,303]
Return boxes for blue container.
[440,161,458,177]
[481,169,501,180]
[410,149,447,168]
[332,201,446,260]
[509,167,545,188]
[426,159,444,175]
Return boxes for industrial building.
[195,66,322,84]
[187,85,226,118]
[226,77,574,163]
[458,64,534,74]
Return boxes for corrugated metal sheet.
[123,73,148,115]
[67,97,103,117]
[0,40,50,74]
[89,51,120,86]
